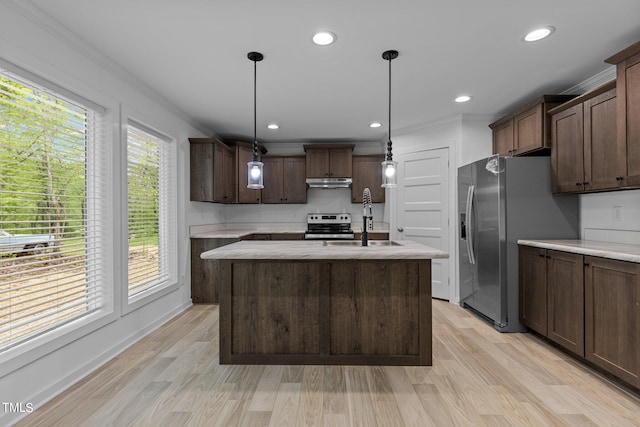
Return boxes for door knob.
[397,227,404,232]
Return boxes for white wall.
[580,190,640,244]
[0,2,218,424]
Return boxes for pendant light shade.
[381,49,398,188]
[247,51,264,189]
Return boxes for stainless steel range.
[304,213,354,240]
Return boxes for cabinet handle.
[584,263,590,266]
[576,182,582,187]
[616,176,624,181]
[583,181,589,186]
[538,254,545,258]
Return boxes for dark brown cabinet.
[261,156,307,204]
[547,250,584,357]
[351,155,385,203]
[304,144,354,178]
[550,82,619,193]
[519,245,548,335]
[605,41,640,188]
[585,256,640,387]
[519,247,584,356]
[490,95,576,157]
[520,243,640,387]
[190,238,239,303]
[189,138,236,203]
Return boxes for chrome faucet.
[362,187,373,246]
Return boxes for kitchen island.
[201,240,448,366]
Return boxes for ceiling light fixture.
[247,51,264,189]
[381,49,399,188]
[369,122,382,128]
[267,123,279,130]
[312,31,336,46]
[455,95,472,103]
[524,26,555,42]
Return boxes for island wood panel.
[228,261,325,355]
[329,261,426,359]
[218,258,432,365]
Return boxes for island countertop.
[201,240,448,260]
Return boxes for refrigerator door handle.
[466,185,476,265]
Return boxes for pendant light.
[381,49,398,188]
[247,51,264,189]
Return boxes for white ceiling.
[28,0,640,143]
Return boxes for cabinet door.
[619,52,640,186]
[519,246,548,335]
[236,144,261,204]
[190,143,214,202]
[222,146,236,203]
[305,148,330,178]
[584,88,619,191]
[352,155,385,203]
[283,157,307,203]
[329,147,353,177]
[551,104,584,193]
[492,119,513,156]
[261,157,284,203]
[585,256,640,387]
[513,103,544,155]
[213,143,225,203]
[547,250,584,356]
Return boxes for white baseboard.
[4,301,192,426]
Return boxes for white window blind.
[0,70,108,350]
[127,124,171,297]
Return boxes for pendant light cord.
[387,55,392,161]
[253,58,258,162]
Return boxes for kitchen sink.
[322,240,401,247]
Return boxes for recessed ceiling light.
[369,122,382,128]
[455,95,472,103]
[267,123,279,130]
[312,31,336,46]
[524,26,555,42]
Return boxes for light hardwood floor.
[17,301,640,427]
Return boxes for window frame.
[0,59,116,377]
[121,111,179,315]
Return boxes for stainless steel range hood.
[305,177,352,189]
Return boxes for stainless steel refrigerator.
[458,155,579,332]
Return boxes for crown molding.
[562,66,616,95]
[5,0,214,136]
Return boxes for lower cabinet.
[190,238,239,303]
[547,250,584,357]
[519,245,640,387]
[519,246,548,335]
[585,256,640,387]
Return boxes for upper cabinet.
[489,95,577,157]
[189,138,236,203]
[550,81,619,193]
[261,156,307,204]
[351,155,385,203]
[605,41,640,188]
[304,144,354,178]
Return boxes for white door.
[395,147,450,300]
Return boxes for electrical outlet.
[613,206,622,222]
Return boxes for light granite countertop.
[518,239,640,264]
[201,240,448,260]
